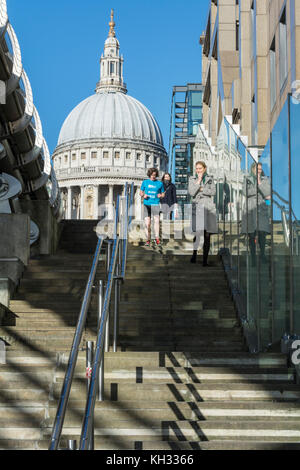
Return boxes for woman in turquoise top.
[140,168,165,246]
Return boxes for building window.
[81,152,86,160]
[64,155,68,163]
[251,94,257,146]
[250,1,255,59]
[236,20,239,51]
[270,37,276,110]
[103,151,109,159]
[279,8,288,92]
[136,153,141,161]
[72,153,76,160]
[146,155,150,163]
[110,62,115,74]
[114,151,120,159]
[91,152,97,159]
[126,152,131,160]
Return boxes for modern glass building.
[196,0,300,352]
[168,84,203,210]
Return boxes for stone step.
[0,371,53,388]
[0,388,49,401]
[97,352,288,368]
[34,437,300,451]
[47,400,300,421]
[0,407,46,425]
[3,312,239,328]
[5,352,58,367]
[41,420,300,441]
[52,381,300,402]
[91,340,247,353]
[54,366,295,384]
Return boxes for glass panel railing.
[197,94,299,351]
[271,100,290,342]
[257,139,272,349]
[290,95,300,335]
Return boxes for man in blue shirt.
[140,168,165,246]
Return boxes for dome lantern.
[96,9,127,94]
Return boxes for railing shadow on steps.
[48,182,135,451]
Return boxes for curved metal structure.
[0,0,60,218]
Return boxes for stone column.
[80,185,85,219]
[108,184,114,219]
[94,185,99,219]
[67,186,72,219]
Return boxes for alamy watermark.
[94,202,205,247]
[0,80,6,105]
[291,80,300,104]
[291,340,300,365]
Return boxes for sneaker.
[155,238,161,246]
[145,240,151,247]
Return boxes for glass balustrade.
[212,94,299,351]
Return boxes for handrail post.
[68,440,77,451]
[113,260,120,353]
[105,241,112,352]
[98,280,105,401]
[86,341,94,450]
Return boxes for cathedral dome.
[53,9,167,222]
[57,91,164,148]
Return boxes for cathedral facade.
[53,10,167,220]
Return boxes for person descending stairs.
[0,221,300,450]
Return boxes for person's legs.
[153,214,160,239]
[248,232,256,265]
[190,233,202,263]
[202,231,211,267]
[144,205,151,243]
[258,231,267,261]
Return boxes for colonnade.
[62,183,139,220]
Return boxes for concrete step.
[0,371,53,388]
[52,381,300,402]
[0,328,83,352]
[5,352,58,367]
[47,400,300,421]
[41,419,300,441]
[97,352,288,368]
[34,437,300,450]
[54,366,295,384]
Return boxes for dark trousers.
[192,231,211,264]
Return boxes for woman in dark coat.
[160,173,178,220]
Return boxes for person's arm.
[188,177,201,197]
[140,181,149,199]
[259,178,271,199]
[202,178,216,197]
[173,184,178,204]
[157,182,165,199]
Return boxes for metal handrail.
[48,236,104,450]
[121,182,134,279]
[79,184,133,449]
[79,235,120,449]
[48,182,134,450]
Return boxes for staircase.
[0,221,300,450]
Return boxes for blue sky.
[7,0,209,154]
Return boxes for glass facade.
[168,85,203,210]
[214,94,300,351]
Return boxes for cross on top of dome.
[108,9,116,37]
